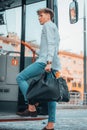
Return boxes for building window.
[78,82,81,88]
[73,60,76,64]
[67,78,71,82]
[72,82,76,87]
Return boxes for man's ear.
[47,13,51,20]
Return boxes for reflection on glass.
[25,1,46,56]
[0,12,5,25]
[0,7,21,53]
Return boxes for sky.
[0,0,87,54]
[58,0,86,54]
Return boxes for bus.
[0,0,86,121]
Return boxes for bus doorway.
[0,0,58,121]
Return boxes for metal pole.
[46,0,53,10]
[83,0,86,92]
[20,0,26,72]
[53,0,58,27]
[18,0,26,112]
[46,0,58,27]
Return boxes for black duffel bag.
[26,71,70,105]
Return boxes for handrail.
[21,40,36,62]
[0,36,36,62]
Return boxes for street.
[0,109,87,130]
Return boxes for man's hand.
[45,64,52,72]
[32,48,36,53]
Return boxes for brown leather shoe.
[42,127,54,130]
[16,109,37,117]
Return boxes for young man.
[16,8,61,130]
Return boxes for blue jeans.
[16,62,56,122]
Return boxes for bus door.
[19,0,59,114]
[0,5,22,113]
[0,0,58,121]
[18,0,48,115]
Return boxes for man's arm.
[44,23,55,71]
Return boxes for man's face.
[38,12,50,25]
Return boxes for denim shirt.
[36,20,61,71]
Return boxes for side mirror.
[69,0,78,24]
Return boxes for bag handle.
[51,69,56,78]
[42,70,56,79]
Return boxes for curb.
[57,105,87,109]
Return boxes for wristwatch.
[47,61,52,64]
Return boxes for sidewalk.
[0,109,87,130]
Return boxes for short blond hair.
[37,8,54,20]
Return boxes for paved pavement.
[0,109,87,130]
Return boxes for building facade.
[59,51,84,100]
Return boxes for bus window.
[24,1,46,65]
[0,7,21,55]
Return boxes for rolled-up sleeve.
[44,23,55,62]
